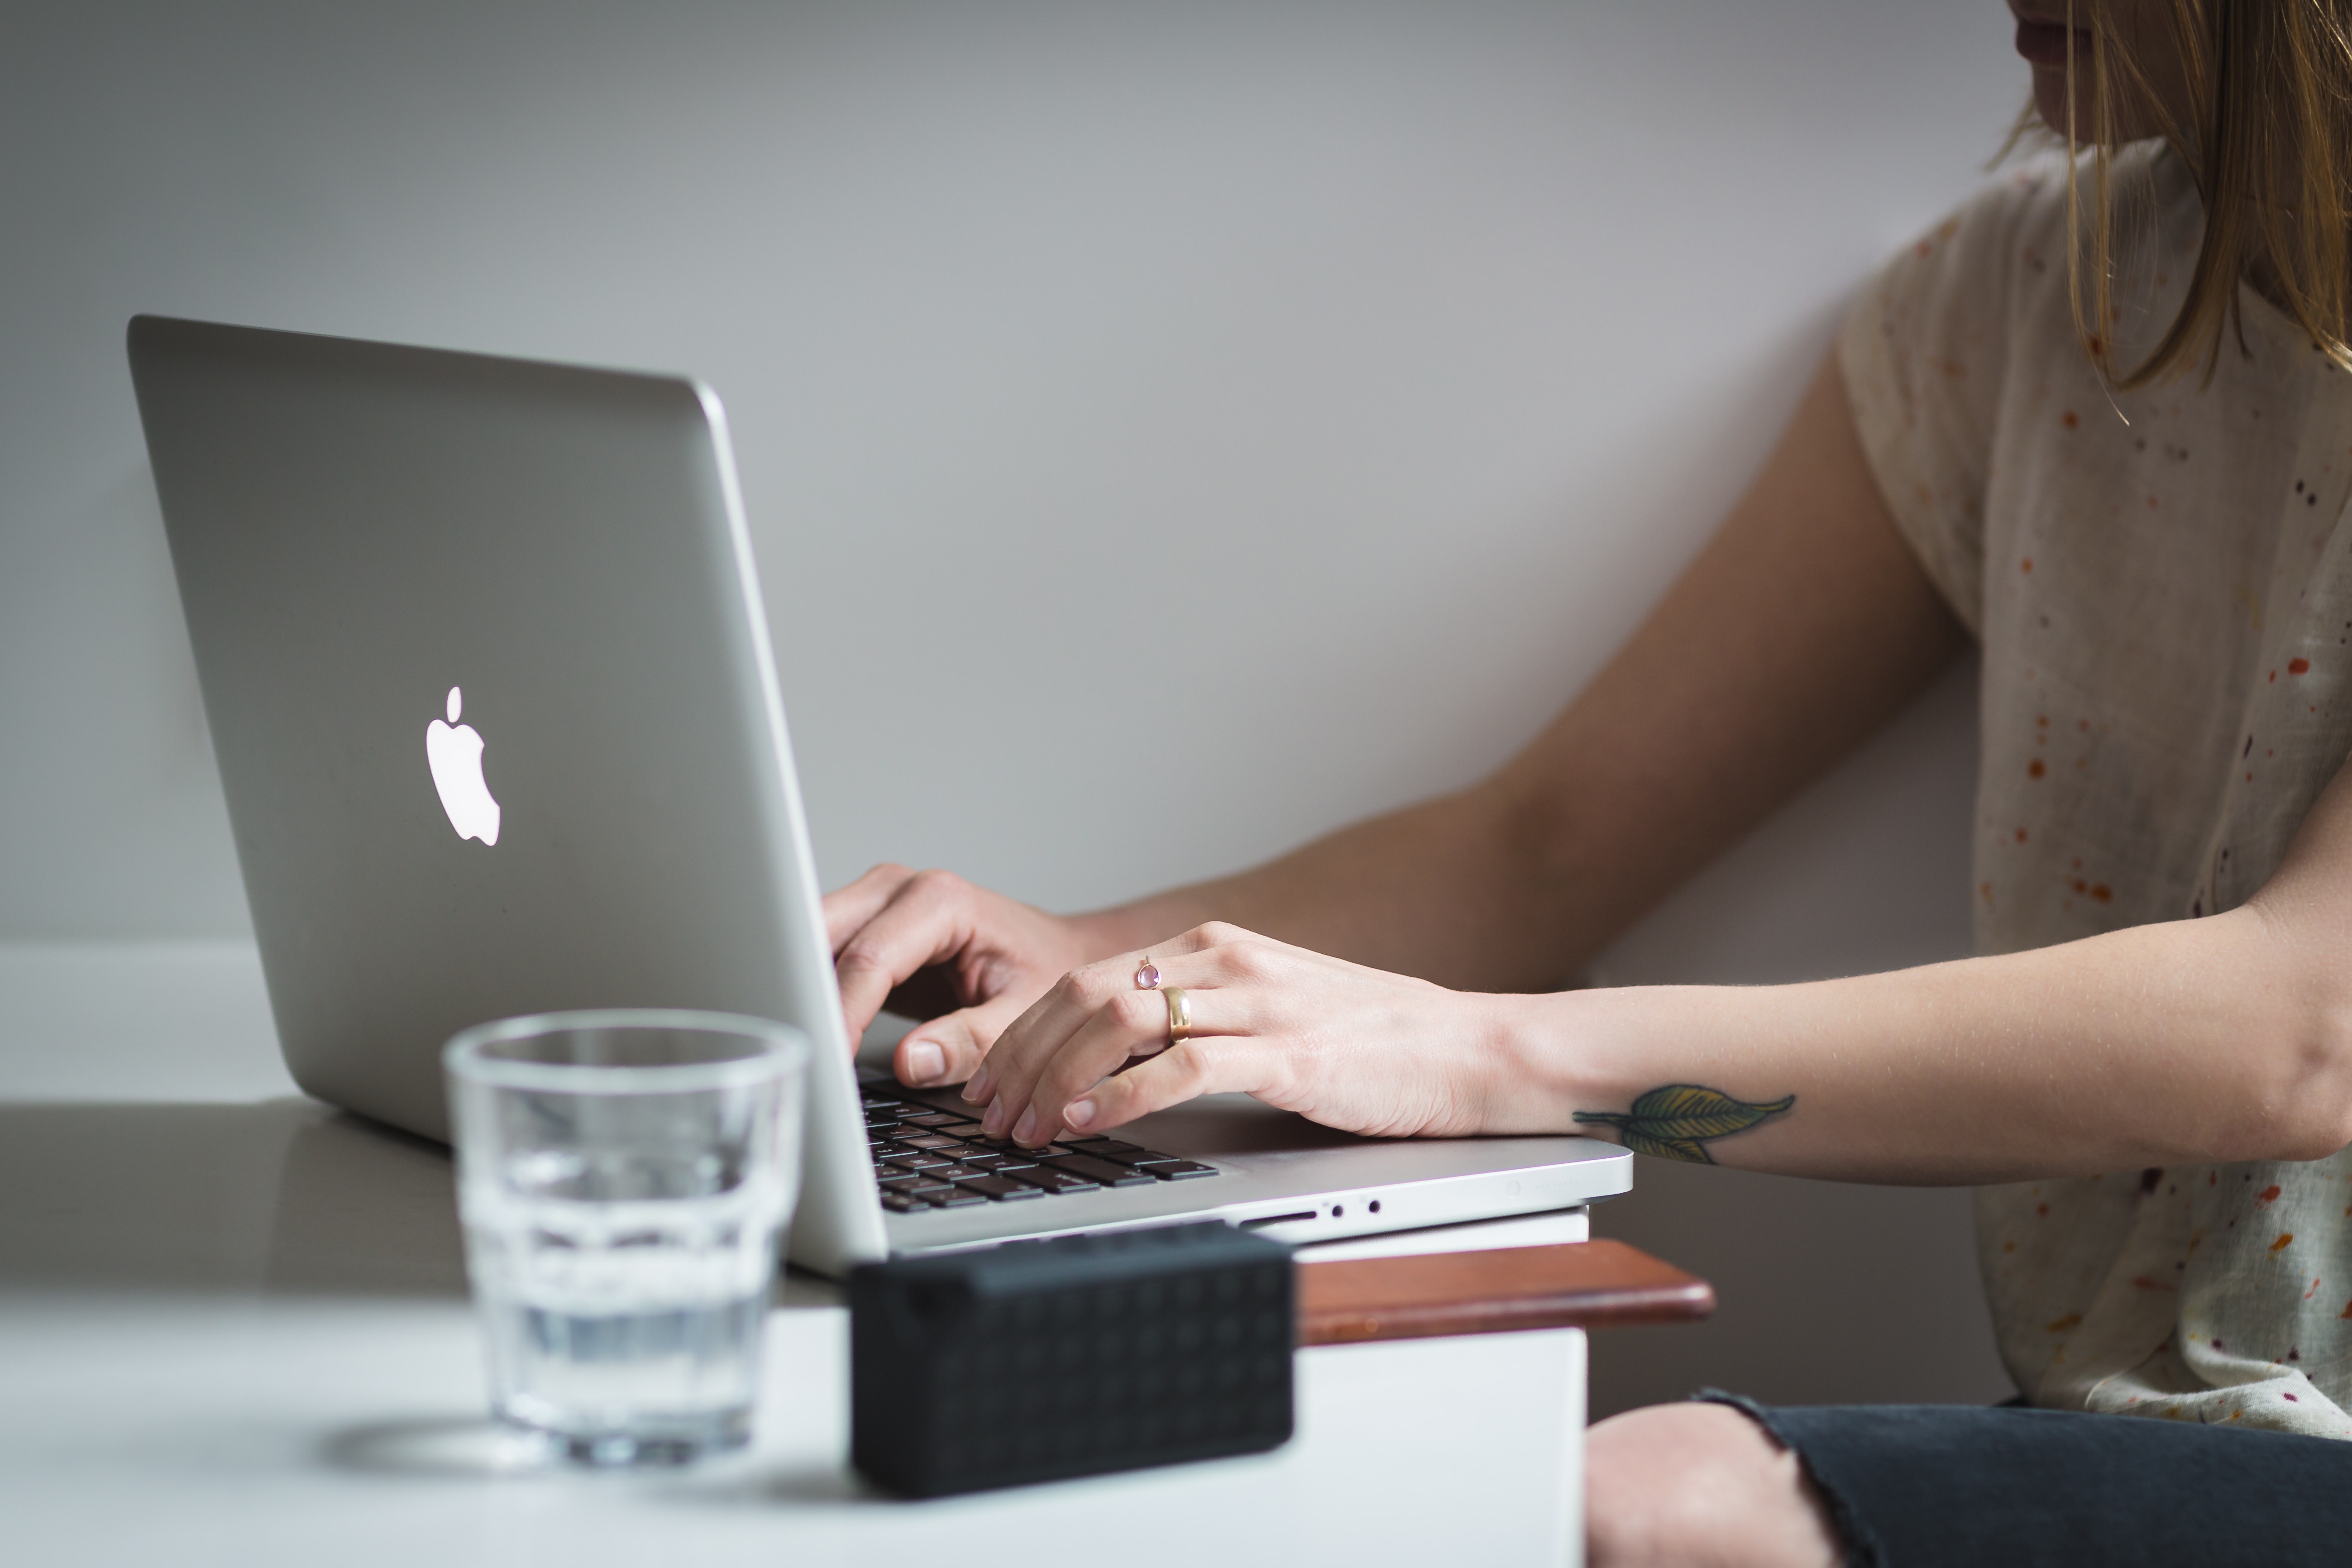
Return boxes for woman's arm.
[834,347,1971,1085]
[970,780,2352,1183]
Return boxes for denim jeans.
[1700,1391,2352,1568]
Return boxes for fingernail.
[961,1066,994,1105]
[981,1096,1009,1137]
[1012,1106,1039,1145]
[903,1041,943,1085]
[1065,1098,1096,1130]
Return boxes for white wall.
[1,0,2023,1411]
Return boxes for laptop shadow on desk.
[0,1098,467,1298]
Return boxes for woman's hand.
[959,921,1517,1147]
[823,864,1108,1088]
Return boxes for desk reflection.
[0,1099,465,1296]
[0,1099,838,1307]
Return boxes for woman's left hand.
[957,922,1518,1147]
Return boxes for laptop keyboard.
[860,1081,1219,1213]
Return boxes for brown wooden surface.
[1296,1238,1714,1347]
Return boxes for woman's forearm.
[1075,353,1968,995]
[1500,904,2352,1183]
[1073,782,1592,993]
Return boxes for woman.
[824,4,2352,1561]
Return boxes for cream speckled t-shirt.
[1841,143,2352,1438]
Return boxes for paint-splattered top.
[1844,142,2352,1440]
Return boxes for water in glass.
[445,1012,805,1466]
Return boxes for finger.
[969,940,1261,1123]
[832,871,977,1041]
[1063,1036,1277,1135]
[957,941,1183,1110]
[1000,983,1254,1146]
[961,963,1123,1125]
[823,863,917,954]
[893,990,1031,1088]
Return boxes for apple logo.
[425,685,502,846]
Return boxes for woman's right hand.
[822,863,1108,1089]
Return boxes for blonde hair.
[2057,0,2352,386]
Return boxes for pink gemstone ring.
[1134,956,1161,990]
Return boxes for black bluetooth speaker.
[848,1221,1296,1497]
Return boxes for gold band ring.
[1162,985,1193,1045]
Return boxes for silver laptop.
[126,314,1630,1277]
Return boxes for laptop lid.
[125,315,888,1275]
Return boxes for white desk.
[0,943,1587,1567]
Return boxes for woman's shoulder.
[1872,158,2051,340]
[1875,143,2193,347]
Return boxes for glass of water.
[443,1009,808,1466]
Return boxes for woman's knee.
[1585,1402,1842,1568]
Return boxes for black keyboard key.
[880,1174,951,1194]
[1074,1142,1181,1167]
[966,1136,1080,1157]
[1134,1159,1218,1180]
[895,1133,964,1152]
[951,1174,1043,1202]
[1003,1166,1098,1194]
[884,1153,959,1172]
[896,1110,961,1128]
[1041,1153,1157,1188]
[930,1123,986,1141]
[880,1192,930,1212]
[928,1188,990,1209]
[956,1152,1036,1173]
[1063,1138,1197,1166]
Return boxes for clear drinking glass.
[443,1009,808,1466]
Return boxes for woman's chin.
[2030,67,2079,140]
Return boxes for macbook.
[126,314,1632,1276]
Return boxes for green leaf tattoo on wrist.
[1573,1084,1796,1163]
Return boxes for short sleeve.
[1838,173,2048,639]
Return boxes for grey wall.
[2,0,2021,1412]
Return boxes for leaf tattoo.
[1573,1084,1796,1163]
